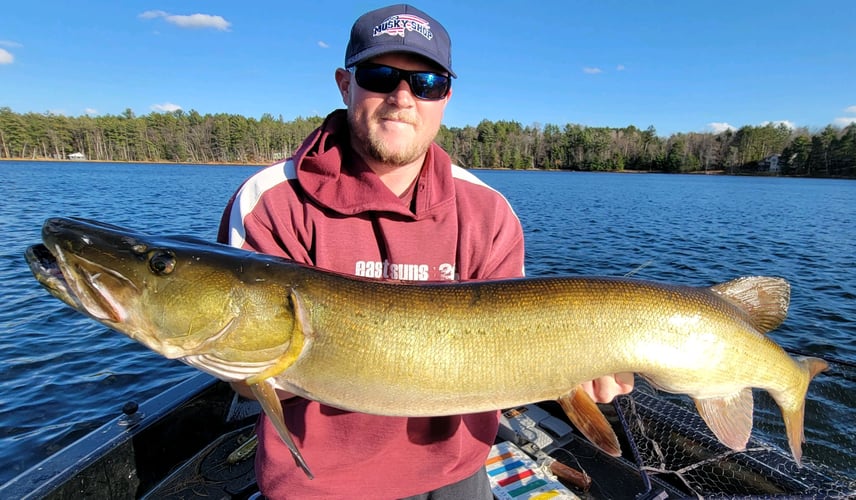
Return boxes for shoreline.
[3,158,840,179]
[0,157,269,167]
[0,157,715,173]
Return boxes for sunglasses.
[351,63,451,100]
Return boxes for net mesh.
[610,356,855,498]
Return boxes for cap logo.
[373,14,433,41]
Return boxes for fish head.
[27,217,296,371]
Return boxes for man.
[219,4,632,498]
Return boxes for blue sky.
[2,1,854,136]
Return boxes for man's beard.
[348,108,433,167]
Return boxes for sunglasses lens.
[411,73,450,100]
[355,65,400,94]
[354,65,450,100]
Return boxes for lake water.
[0,161,854,485]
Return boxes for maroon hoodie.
[219,110,524,498]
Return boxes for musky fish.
[25,217,828,478]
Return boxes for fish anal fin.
[246,288,310,385]
[250,378,314,479]
[710,276,790,332]
[557,386,621,457]
[694,387,754,452]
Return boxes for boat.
[0,373,259,500]
[1,358,854,499]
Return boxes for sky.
[1,1,855,137]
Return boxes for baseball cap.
[345,4,456,78]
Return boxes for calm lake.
[0,161,853,485]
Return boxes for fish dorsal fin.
[694,388,754,452]
[710,276,790,332]
[557,387,621,457]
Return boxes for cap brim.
[346,46,456,78]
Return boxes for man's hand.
[581,373,634,403]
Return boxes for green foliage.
[0,107,853,177]
[780,135,811,175]
[442,119,855,177]
[0,108,323,164]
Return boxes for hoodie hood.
[293,110,455,219]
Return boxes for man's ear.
[335,68,351,106]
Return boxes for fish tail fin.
[558,386,621,457]
[694,388,755,452]
[777,356,828,466]
[250,379,314,479]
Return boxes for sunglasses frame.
[350,63,451,101]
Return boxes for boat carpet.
[142,424,258,500]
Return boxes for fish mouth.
[54,245,135,323]
[25,228,136,324]
[25,243,83,310]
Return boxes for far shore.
[0,157,270,167]
[1,157,733,175]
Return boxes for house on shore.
[758,154,780,173]
[68,152,86,161]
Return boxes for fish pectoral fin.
[709,276,790,332]
[245,288,311,385]
[249,378,314,479]
[694,387,754,452]
[557,387,621,457]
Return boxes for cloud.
[761,120,796,129]
[708,122,736,133]
[318,41,330,49]
[169,14,231,31]
[0,40,22,48]
[830,106,856,127]
[140,10,231,31]
[84,108,98,115]
[616,64,625,71]
[0,48,13,64]
[151,102,182,113]
[582,67,602,74]
[139,10,168,20]
[709,120,795,133]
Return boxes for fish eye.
[149,250,176,275]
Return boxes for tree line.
[1,107,854,177]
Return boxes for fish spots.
[468,288,483,307]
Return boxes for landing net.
[611,355,855,498]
